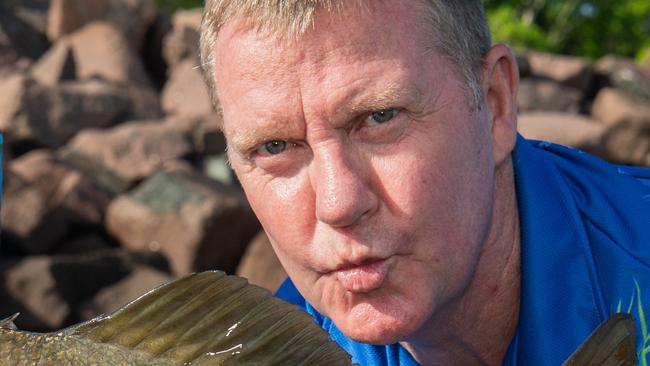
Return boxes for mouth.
[333,257,392,293]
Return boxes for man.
[199,1,650,364]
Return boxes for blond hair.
[199,0,491,111]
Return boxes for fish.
[0,271,638,365]
[562,312,637,365]
[0,271,354,365]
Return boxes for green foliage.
[485,0,650,61]
[155,0,203,14]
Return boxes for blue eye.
[262,140,287,155]
[369,109,396,124]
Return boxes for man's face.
[214,0,497,344]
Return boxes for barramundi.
[0,270,638,365]
[0,271,354,365]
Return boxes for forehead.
[212,0,436,140]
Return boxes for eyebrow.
[228,81,422,153]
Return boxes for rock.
[0,249,170,331]
[58,120,193,194]
[515,53,531,78]
[527,51,594,91]
[165,113,226,155]
[1,150,112,254]
[162,8,202,68]
[0,76,131,148]
[80,266,173,320]
[30,39,76,85]
[203,154,235,186]
[592,88,650,126]
[0,6,49,61]
[125,83,164,120]
[594,55,650,101]
[517,112,606,152]
[236,231,287,293]
[105,165,260,275]
[63,21,151,86]
[601,119,650,167]
[0,22,19,69]
[1,256,69,331]
[162,59,215,117]
[56,234,114,254]
[46,0,157,51]
[517,78,583,113]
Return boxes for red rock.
[30,39,76,85]
[162,59,215,117]
[592,88,650,126]
[2,150,111,253]
[0,77,131,148]
[236,231,287,293]
[594,55,650,101]
[59,119,193,193]
[601,119,650,167]
[105,165,260,275]
[517,78,583,113]
[517,112,606,152]
[46,0,156,51]
[527,51,594,91]
[162,8,202,69]
[64,21,151,86]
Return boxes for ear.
[482,44,519,166]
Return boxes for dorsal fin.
[562,313,637,366]
[65,271,353,365]
[0,313,19,331]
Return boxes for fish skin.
[562,313,637,366]
[0,271,354,366]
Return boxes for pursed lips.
[327,256,394,293]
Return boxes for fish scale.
[0,271,355,365]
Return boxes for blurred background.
[0,0,648,332]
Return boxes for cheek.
[239,172,317,268]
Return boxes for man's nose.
[309,143,378,228]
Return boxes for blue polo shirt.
[276,135,650,365]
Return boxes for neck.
[400,158,521,365]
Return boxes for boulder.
[0,76,131,148]
[236,231,287,293]
[46,0,157,51]
[105,165,260,275]
[80,266,173,320]
[56,234,114,254]
[162,59,215,117]
[165,113,226,155]
[0,6,49,61]
[162,8,202,68]
[30,39,76,86]
[1,150,112,254]
[63,21,151,86]
[594,55,650,101]
[527,51,594,91]
[0,22,19,69]
[601,119,650,167]
[517,112,606,153]
[592,88,650,126]
[58,119,192,194]
[517,78,583,113]
[0,249,169,331]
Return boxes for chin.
[334,300,425,345]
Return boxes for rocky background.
[0,0,649,332]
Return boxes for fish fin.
[65,271,353,365]
[0,313,19,330]
[562,313,637,366]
